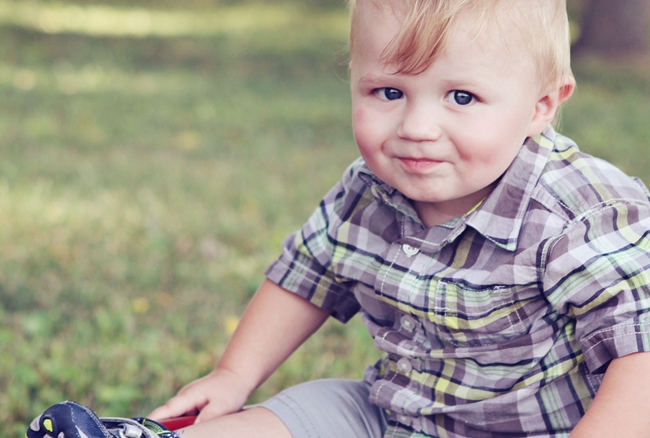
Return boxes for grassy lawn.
[1,1,649,435]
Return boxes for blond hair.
[349,0,573,89]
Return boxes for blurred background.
[0,0,648,435]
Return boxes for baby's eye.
[447,90,475,105]
[376,88,404,101]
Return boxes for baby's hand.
[148,369,251,424]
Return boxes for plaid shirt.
[265,127,650,437]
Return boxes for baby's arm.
[149,279,331,423]
[570,351,650,437]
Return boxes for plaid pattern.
[265,127,650,437]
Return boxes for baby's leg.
[26,379,383,438]
[261,379,386,438]
[181,379,386,438]
[177,407,292,438]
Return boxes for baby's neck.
[413,202,458,228]
[412,184,495,228]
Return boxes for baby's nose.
[396,101,442,142]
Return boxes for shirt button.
[397,357,413,375]
[401,243,419,257]
[400,315,416,332]
[397,414,412,426]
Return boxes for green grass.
[1,2,650,436]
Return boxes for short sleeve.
[543,200,650,374]
[265,161,365,323]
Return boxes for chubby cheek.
[450,132,519,190]
[352,107,374,156]
[456,131,522,168]
[460,108,534,169]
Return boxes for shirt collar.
[358,169,423,224]
[358,126,557,251]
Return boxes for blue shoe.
[27,401,183,438]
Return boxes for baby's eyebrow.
[357,75,387,88]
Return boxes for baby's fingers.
[194,400,234,424]
[148,395,204,421]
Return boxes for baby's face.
[349,3,551,227]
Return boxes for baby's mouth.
[397,157,443,173]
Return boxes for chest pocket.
[427,281,539,348]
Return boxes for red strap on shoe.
[159,415,197,431]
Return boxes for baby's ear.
[528,76,576,137]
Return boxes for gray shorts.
[259,379,387,438]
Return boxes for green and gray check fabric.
[266,127,650,437]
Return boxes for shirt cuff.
[265,256,360,323]
[581,321,650,374]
